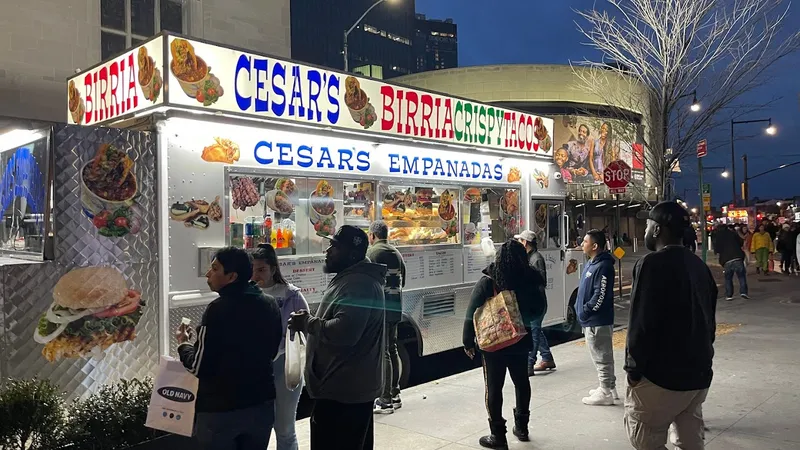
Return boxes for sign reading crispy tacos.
[33,266,144,362]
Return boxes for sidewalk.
[270,268,800,449]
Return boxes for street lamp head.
[721,170,729,178]
[690,100,701,112]
[777,201,782,207]
[691,208,698,214]
[766,125,777,135]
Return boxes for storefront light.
[0,129,47,153]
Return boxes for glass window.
[461,187,520,246]
[130,0,155,36]
[228,175,301,255]
[160,0,184,33]
[100,0,184,60]
[101,31,126,60]
[532,202,563,249]
[101,0,125,30]
[380,184,459,247]
[342,181,376,231]
[0,136,50,257]
[226,174,376,257]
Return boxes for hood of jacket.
[589,251,614,267]
[330,259,387,286]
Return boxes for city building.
[414,14,458,72]
[290,0,416,79]
[0,0,290,122]
[395,65,654,238]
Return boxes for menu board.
[464,245,493,282]
[401,247,463,289]
[278,255,331,305]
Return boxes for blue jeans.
[194,400,275,450]
[273,353,303,450]
[528,317,554,367]
[724,259,748,297]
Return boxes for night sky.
[417,0,800,206]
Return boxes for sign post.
[697,140,708,263]
[604,160,631,299]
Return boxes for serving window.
[379,184,460,247]
[226,173,377,256]
[461,187,520,246]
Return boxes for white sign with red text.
[67,37,164,126]
[69,34,553,157]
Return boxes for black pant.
[781,250,794,272]
[481,351,531,422]
[310,399,374,450]
[380,320,401,402]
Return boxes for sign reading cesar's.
[69,33,554,157]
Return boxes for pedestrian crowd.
[175,201,719,450]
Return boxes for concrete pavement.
[269,263,800,449]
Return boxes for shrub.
[0,378,65,450]
[60,378,164,450]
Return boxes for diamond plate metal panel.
[167,304,209,356]
[52,125,158,264]
[1,125,160,399]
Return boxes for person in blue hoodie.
[576,229,617,406]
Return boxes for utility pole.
[742,154,749,207]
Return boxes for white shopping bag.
[145,356,199,437]
[285,330,306,390]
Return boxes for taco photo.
[137,46,162,102]
[170,38,224,105]
[33,266,144,362]
[343,76,377,129]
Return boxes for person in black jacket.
[176,247,282,450]
[713,225,749,300]
[624,202,717,450]
[463,240,546,448]
[367,220,407,414]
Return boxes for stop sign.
[604,160,631,193]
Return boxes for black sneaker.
[741,294,750,299]
[392,395,402,410]
[725,297,734,301]
[373,399,394,414]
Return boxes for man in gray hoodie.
[288,225,386,450]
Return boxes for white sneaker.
[582,388,615,406]
[588,387,619,400]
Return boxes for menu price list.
[278,256,330,304]
[464,246,492,282]
[401,248,462,289]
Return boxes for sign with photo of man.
[552,115,645,185]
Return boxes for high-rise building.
[414,14,458,73]
[290,0,416,79]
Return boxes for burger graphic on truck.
[33,266,144,362]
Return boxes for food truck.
[0,33,585,395]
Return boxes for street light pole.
[698,156,707,263]
[343,0,388,72]
[742,154,800,207]
[730,118,774,206]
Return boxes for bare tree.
[571,0,800,201]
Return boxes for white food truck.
[0,33,585,395]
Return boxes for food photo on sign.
[81,143,145,238]
[170,38,224,106]
[33,266,144,362]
